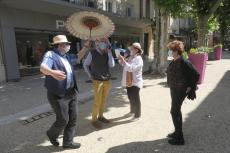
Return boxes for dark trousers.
[47,90,77,145]
[127,86,141,117]
[170,87,187,136]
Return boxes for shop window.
[126,7,132,17]
[106,1,113,13]
[15,30,81,76]
[88,0,95,8]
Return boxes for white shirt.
[59,56,73,89]
[121,55,143,88]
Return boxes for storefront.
[0,0,150,81]
[15,29,81,76]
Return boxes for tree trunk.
[197,16,209,47]
[197,0,222,47]
[149,9,169,76]
[148,9,160,74]
[219,23,226,45]
[152,9,160,73]
[158,12,169,73]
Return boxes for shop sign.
[56,20,65,29]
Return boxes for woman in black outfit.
[166,40,199,145]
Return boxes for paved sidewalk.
[0,52,230,153]
[0,64,123,125]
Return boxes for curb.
[0,82,121,126]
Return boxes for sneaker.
[91,121,102,129]
[46,131,59,146]
[98,117,111,123]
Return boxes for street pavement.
[0,52,230,153]
[0,64,123,125]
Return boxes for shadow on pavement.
[77,88,135,136]
[157,81,169,88]
[106,138,169,153]
[2,55,230,153]
[0,82,133,153]
[106,70,230,153]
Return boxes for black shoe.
[167,132,176,138]
[124,112,135,117]
[131,117,140,121]
[91,121,102,129]
[168,138,185,145]
[98,117,111,123]
[63,142,81,149]
[46,131,59,146]
[134,114,140,118]
[85,80,92,83]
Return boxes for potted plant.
[188,48,207,84]
[198,47,215,61]
[214,44,222,60]
[197,47,209,61]
[207,47,215,60]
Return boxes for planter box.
[214,47,222,60]
[208,51,215,61]
[189,53,207,84]
[205,52,208,61]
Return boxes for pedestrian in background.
[78,40,93,83]
[166,40,199,145]
[40,35,80,149]
[84,37,115,129]
[118,42,143,119]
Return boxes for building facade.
[0,0,155,82]
[169,17,196,51]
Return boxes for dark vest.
[90,49,111,81]
[44,50,78,97]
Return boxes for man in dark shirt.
[40,35,80,149]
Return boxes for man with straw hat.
[40,35,80,149]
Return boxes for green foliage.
[189,47,213,54]
[216,0,230,25]
[214,44,223,48]
[208,17,219,33]
[153,0,222,32]
[153,0,190,17]
[192,0,221,16]
[182,52,189,59]
[197,47,214,53]
[216,0,230,44]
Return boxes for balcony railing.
[60,0,140,20]
[61,0,97,8]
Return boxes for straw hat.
[129,42,143,54]
[52,35,71,45]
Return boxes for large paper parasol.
[66,11,115,40]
